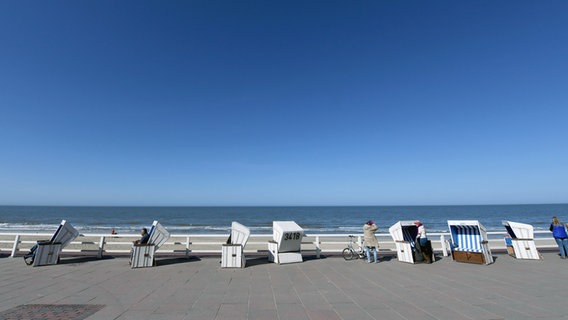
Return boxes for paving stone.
[1,252,568,320]
[0,304,104,320]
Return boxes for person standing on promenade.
[549,217,568,259]
[414,221,427,247]
[414,221,433,263]
[363,220,379,263]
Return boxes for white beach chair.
[131,221,170,268]
[31,220,80,267]
[389,221,419,264]
[448,220,494,265]
[268,221,304,264]
[502,221,541,260]
[221,222,251,268]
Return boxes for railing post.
[357,235,363,249]
[10,235,20,258]
[440,235,448,257]
[98,236,105,259]
[314,236,321,258]
[185,236,191,258]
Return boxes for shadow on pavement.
[156,256,201,266]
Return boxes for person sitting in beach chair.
[128,227,150,262]
[133,228,150,245]
[24,220,79,267]
[130,221,170,268]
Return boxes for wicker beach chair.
[389,221,418,264]
[389,221,433,264]
[221,222,251,268]
[448,220,493,265]
[25,220,80,267]
[131,221,170,268]
[268,221,304,264]
[502,221,541,260]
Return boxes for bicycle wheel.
[342,248,355,260]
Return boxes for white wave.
[0,223,60,231]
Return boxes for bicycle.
[342,235,367,260]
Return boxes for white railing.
[0,230,557,259]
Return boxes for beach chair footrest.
[452,250,485,264]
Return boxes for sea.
[0,204,567,236]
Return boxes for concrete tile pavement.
[1,252,568,319]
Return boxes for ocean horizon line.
[1,202,567,208]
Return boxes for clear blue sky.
[1,1,567,206]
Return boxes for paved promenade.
[1,252,567,320]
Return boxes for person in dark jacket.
[549,216,568,259]
[133,228,150,245]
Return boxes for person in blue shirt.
[549,216,568,259]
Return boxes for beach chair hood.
[148,221,170,251]
[502,220,534,240]
[389,221,418,243]
[231,222,251,247]
[50,220,79,249]
[273,221,303,252]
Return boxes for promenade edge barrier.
[389,221,433,264]
[268,221,304,264]
[221,221,251,268]
[448,220,494,265]
[3,230,559,258]
[131,221,171,268]
[28,220,80,267]
[502,220,541,260]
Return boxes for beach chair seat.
[268,221,304,264]
[222,222,251,268]
[448,220,493,265]
[25,220,79,267]
[131,221,170,268]
[502,221,540,260]
[452,247,483,253]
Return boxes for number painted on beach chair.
[283,232,301,241]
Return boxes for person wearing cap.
[414,221,434,263]
[363,220,379,263]
[414,221,427,247]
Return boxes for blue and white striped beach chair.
[131,221,171,268]
[502,221,540,260]
[448,220,493,265]
[389,221,418,264]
